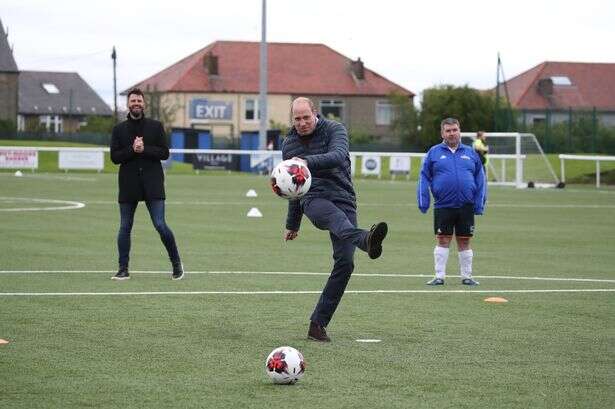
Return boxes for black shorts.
[433,204,475,237]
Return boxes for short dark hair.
[440,117,460,131]
[127,88,144,99]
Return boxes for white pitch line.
[1,288,614,297]
[74,200,615,209]
[0,197,85,211]
[1,270,614,283]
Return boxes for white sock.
[459,249,473,278]
[434,246,449,279]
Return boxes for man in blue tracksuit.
[417,117,486,286]
[282,97,388,342]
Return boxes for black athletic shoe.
[426,277,445,285]
[112,267,130,281]
[307,321,331,342]
[367,222,388,259]
[461,278,480,286]
[172,262,184,281]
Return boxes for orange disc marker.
[484,297,508,303]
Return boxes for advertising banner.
[58,150,104,171]
[360,155,381,176]
[0,149,38,169]
[192,153,239,171]
[389,155,411,178]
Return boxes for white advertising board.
[390,155,411,178]
[58,150,104,171]
[361,155,381,176]
[0,149,38,169]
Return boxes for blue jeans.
[302,198,369,327]
[117,200,180,268]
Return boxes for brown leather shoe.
[307,321,331,342]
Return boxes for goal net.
[461,132,560,188]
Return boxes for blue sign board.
[190,99,233,120]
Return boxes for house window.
[533,117,545,126]
[375,100,394,125]
[40,115,63,133]
[244,98,259,121]
[320,100,344,121]
[42,83,60,94]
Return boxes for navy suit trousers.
[303,197,369,327]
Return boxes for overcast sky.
[3,0,614,108]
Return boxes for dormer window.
[42,83,60,94]
[551,76,572,86]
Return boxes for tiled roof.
[19,71,112,116]
[0,19,18,72]
[127,41,414,97]
[498,61,615,110]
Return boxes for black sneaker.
[112,267,130,281]
[367,222,388,259]
[172,262,184,281]
[307,321,331,342]
[426,277,445,285]
[461,278,480,286]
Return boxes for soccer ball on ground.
[265,346,306,384]
[270,159,311,199]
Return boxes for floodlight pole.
[495,53,500,132]
[258,0,268,148]
[112,46,118,124]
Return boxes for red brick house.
[497,61,615,127]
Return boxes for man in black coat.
[110,88,183,281]
[282,97,388,342]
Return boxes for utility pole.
[112,46,118,124]
[258,0,268,148]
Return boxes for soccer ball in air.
[270,159,311,199]
[265,346,306,384]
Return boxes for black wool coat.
[110,116,170,203]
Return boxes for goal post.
[461,132,560,188]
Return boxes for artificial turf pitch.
[1,172,613,408]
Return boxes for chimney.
[203,52,219,76]
[537,78,553,97]
[350,57,365,80]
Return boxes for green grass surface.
[1,173,614,408]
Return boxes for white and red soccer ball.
[270,159,311,199]
[265,346,306,384]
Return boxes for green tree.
[269,119,289,138]
[79,116,115,134]
[419,85,495,150]
[388,92,418,147]
[144,87,180,132]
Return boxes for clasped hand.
[133,136,144,153]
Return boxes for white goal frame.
[461,132,560,188]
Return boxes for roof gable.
[499,61,615,110]
[19,71,112,116]
[128,41,414,97]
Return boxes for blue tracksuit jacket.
[417,142,486,214]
